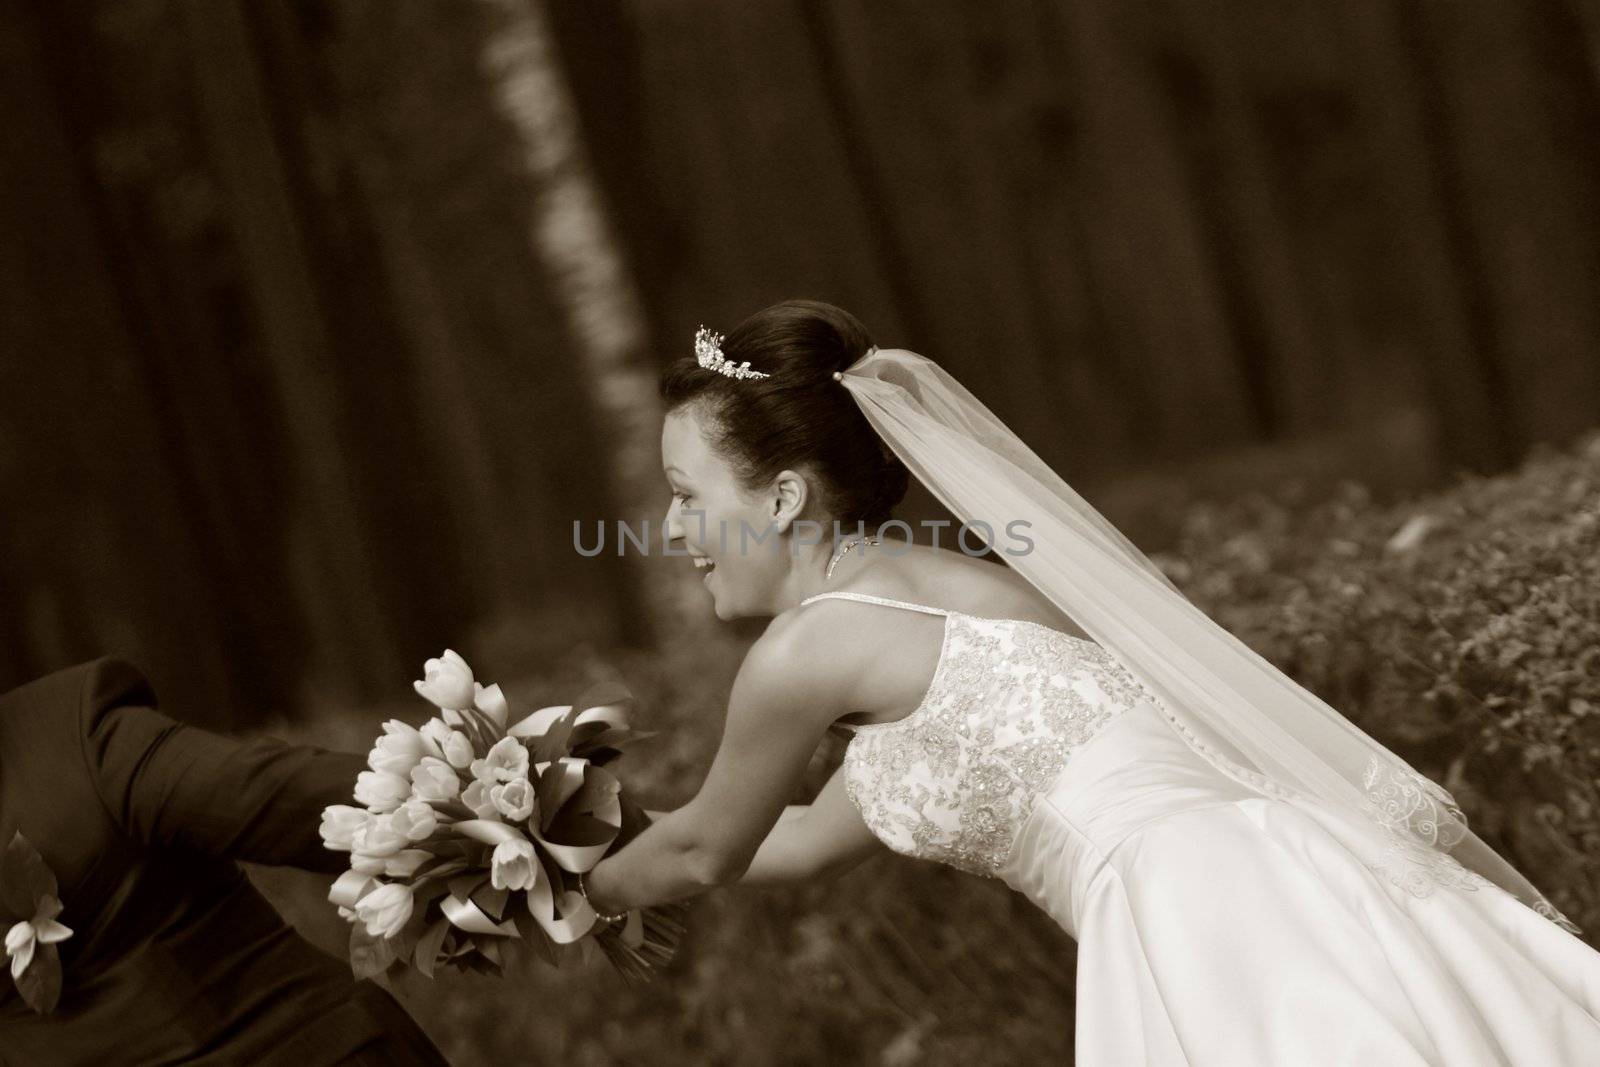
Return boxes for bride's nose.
[663,498,685,544]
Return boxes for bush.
[255,433,1599,1064]
[1160,433,1600,934]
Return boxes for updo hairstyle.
[660,300,909,527]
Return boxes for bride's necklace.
[825,536,880,580]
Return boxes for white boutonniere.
[2,832,72,1014]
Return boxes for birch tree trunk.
[475,0,690,638]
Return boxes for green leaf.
[413,918,452,979]
[527,707,579,764]
[461,951,503,977]
[534,848,568,898]
[412,856,467,881]
[348,924,398,981]
[544,812,621,847]
[432,800,476,822]
[388,901,429,963]
[1,833,47,919]
[447,872,487,903]
[17,845,57,903]
[512,908,560,969]
[578,746,623,768]
[413,880,452,909]
[15,941,62,1014]
[533,764,569,832]
[412,837,468,859]
[438,929,468,960]
[470,884,510,922]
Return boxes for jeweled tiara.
[695,326,770,380]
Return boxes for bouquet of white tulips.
[321,650,684,982]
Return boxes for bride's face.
[660,406,789,620]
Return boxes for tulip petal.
[9,938,33,980]
[328,870,378,910]
[4,921,31,957]
[33,920,71,946]
[474,684,510,730]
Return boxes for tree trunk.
[476,0,679,637]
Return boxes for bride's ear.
[769,469,809,533]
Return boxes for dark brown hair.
[660,300,909,526]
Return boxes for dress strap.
[799,591,950,616]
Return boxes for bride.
[582,300,1600,1064]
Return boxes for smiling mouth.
[692,557,716,574]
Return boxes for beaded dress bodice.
[803,592,1158,878]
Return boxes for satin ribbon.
[439,895,521,937]
[453,814,606,942]
[529,759,622,873]
[507,701,630,739]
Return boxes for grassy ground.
[250,433,1600,1065]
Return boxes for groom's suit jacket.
[0,658,450,1066]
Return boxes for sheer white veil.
[840,346,1576,931]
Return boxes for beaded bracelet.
[577,871,628,926]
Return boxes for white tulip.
[490,837,539,892]
[367,720,442,777]
[384,849,432,879]
[461,779,499,820]
[440,730,475,771]
[319,805,371,851]
[490,778,537,823]
[409,757,461,803]
[350,816,406,861]
[412,649,476,711]
[353,771,409,814]
[470,736,529,785]
[388,797,438,842]
[354,883,414,940]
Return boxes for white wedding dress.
[806,590,1600,1066]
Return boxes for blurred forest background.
[3,1,1599,1063]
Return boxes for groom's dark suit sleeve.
[76,658,366,874]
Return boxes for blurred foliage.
[1161,432,1600,934]
[253,432,1600,1065]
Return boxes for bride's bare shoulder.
[732,599,882,717]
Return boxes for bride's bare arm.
[583,623,852,910]
[737,765,881,886]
